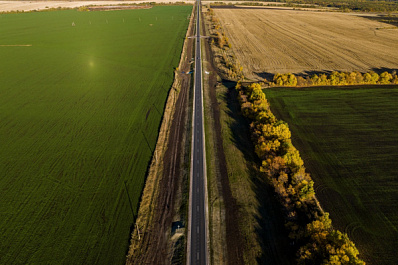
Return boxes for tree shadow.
[254,70,334,81]
[254,67,397,81]
[221,79,295,264]
[171,220,184,235]
[370,67,398,74]
[254,68,397,89]
[254,71,274,81]
[358,14,398,27]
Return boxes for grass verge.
[217,82,294,264]
[202,6,293,264]
[202,35,228,265]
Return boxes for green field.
[265,85,398,265]
[0,6,191,264]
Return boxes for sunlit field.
[0,6,191,264]
[266,85,398,265]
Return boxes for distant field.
[265,86,398,265]
[0,0,195,12]
[0,6,191,264]
[213,7,398,80]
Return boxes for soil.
[213,7,398,80]
[201,10,244,265]
[126,9,194,265]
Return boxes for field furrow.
[266,86,398,265]
[0,6,192,264]
[214,7,398,80]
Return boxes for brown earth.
[213,7,398,80]
[126,8,194,265]
[132,59,189,264]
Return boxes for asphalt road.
[187,1,208,264]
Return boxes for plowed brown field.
[213,7,398,80]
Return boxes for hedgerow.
[237,82,366,264]
[206,7,367,263]
[270,71,398,87]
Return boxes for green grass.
[218,84,293,264]
[265,85,398,265]
[0,6,191,264]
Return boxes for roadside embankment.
[205,6,366,264]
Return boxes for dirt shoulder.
[201,7,245,265]
[202,7,295,264]
[126,6,194,265]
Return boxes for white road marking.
[197,226,199,234]
[188,4,208,264]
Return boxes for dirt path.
[201,9,245,265]
[140,62,190,264]
[126,9,194,265]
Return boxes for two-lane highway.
[187,1,209,264]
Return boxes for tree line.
[302,0,398,13]
[207,8,366,263]
[207,8,244,80]
[270,70,398,87]
[237,82,366,264]
[223,0,398,13]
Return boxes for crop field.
[213,7,398,80]
[0,6,191,264]
[265,86,398,265]
[0,0,195,12]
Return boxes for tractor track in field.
[146,63,189,265]
[213,7,398,80]
[128,10,194,265]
